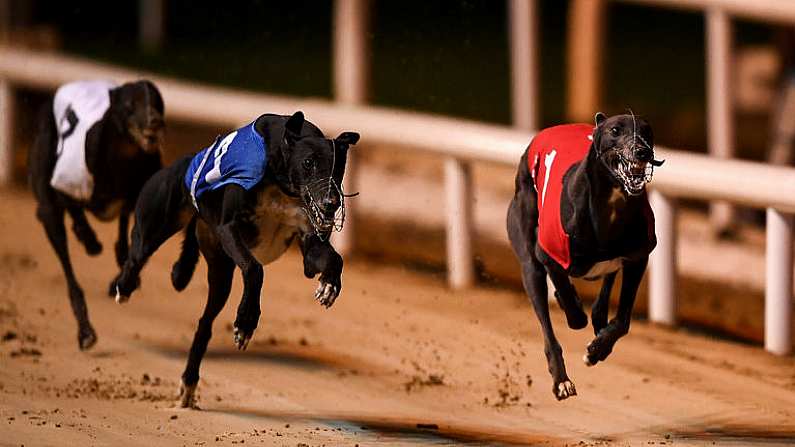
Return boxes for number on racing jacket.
[56,105,79,156]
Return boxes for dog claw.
[233,327,251,350]
[178,381,199,409]
[555,380,577,400]
[78,325,98,351]
[114,285,129,304]
[314,282,339,308]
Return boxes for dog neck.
[255,115,301,198]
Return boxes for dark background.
[27,0,777,156]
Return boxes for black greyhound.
[112,111,359,407]
[29,80,165,350]
[507,112,661,400]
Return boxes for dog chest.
[580,258,623,280]
[248,185,310,265]
[91,199,125,222]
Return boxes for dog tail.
[171,215,199,292]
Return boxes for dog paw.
[314,281,339,308]
[85,239,103,257]
[567,310,589,330]
[114,284,130,304]
[554,380,577,400]
[233,327,252,350]
[78,325,97,351]
[232,310,259,350]
[178,381,199,409]
[584,331,616,366]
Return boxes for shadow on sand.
[141,337,380,374]
[668,424,795,445]
[206,406,562,446]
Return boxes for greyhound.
[506,112,662,400]
[111,111,359,407]
[28,80,165,350]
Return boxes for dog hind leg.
[112,165,191,301]
[508,164,577,400]
[113,214,185,301]
[522,259,577,400]
[37,203,97,350]
[179,241,234,408]
[585,258,647,366]
[171,216,199,291]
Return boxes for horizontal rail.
[0,46,530,165]
[3,47,795,212]
[616,0,795,24]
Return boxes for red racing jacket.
[528,123,655,270]
[528,124,593,269]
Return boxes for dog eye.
[302,158,314,170]
[610,127,620,137]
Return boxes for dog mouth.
[300,177,346,238]
[605,152,652,196]
[130,127,164,153]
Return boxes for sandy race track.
[1,187,794,446]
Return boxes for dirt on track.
[1,187,795,447]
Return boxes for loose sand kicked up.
[1,187,795,446]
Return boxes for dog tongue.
[629,161,646,175]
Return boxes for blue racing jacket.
[185,121,268,209]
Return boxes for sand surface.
[1,187,795,446]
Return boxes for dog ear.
[139,79,164,115]
[335,132,360,149]
[284,111,305,144]
[594,112,607,127]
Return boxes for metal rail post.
[706,7,735,235]
[0,79,12,185]
[566,0,605,123]
[508,0,538,131]
[333,0,370,255]
[765,208,793,355]
[649,190,677,325]
[445,158,474,289]
[139,0,164,51]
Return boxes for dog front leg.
[546,265,588,330]
[38,204,97,350]
[591,271,617,335]
[114,207,131,267]
[584,257,647,366]
[300,234,343,308]
[66,205,102,256]
[215,222,262,350]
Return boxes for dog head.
[274,111,360,236]
[592,112,662,196]
[110,80,165,154]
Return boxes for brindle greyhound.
[112,111,359,407]
[29,80,164,350]
[507,112,662,400]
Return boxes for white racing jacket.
[49,80,117,201]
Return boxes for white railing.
[0,46,793,355]
[608,0,795,355]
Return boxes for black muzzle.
[300,177,346,239]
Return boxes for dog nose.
[147,116,164,130]
[634,147,652,162]
[322,195,339,208]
